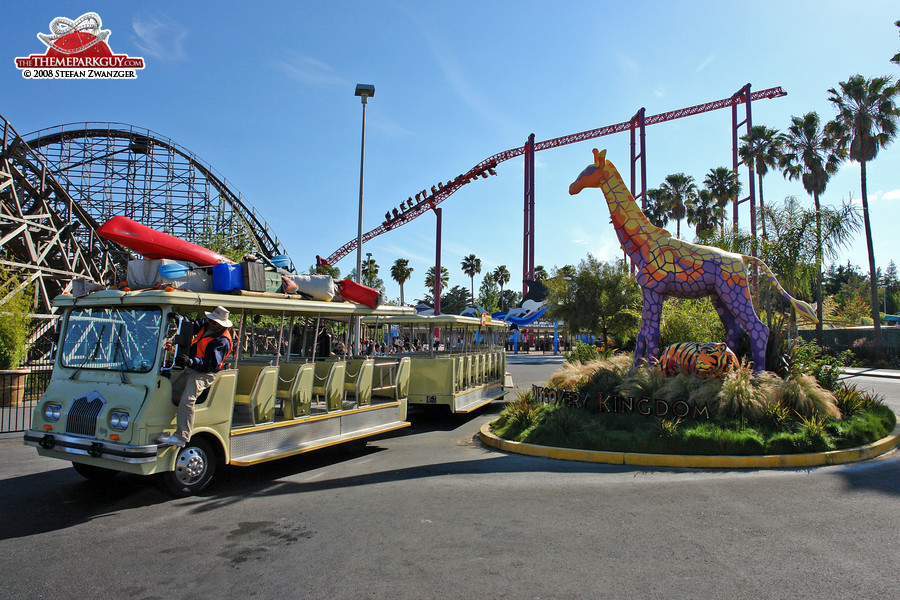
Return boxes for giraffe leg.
[710,293,745,354]
[634,288,663,370]
[717,281,769,372]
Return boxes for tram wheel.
[159,438,217,497]
[72,461,119,482]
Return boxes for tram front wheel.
[159,438,217,497]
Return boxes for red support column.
[731,83,757,242]
[433,206,442,317]
[629,109,647,272]
[630,108,647,209]
[732,84,758,291]
[523,133,535,296]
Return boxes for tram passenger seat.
[233,365,278,425]
[343,358,374,408]
[312,361,346,412]
[278,362,313,419]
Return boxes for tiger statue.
[658,342,739,378]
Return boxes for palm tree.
[533,265,548,282]
[644,188,671,230]
[703,167,741,233]
[892,20,900,65]
[761,197,860,335]
[739,125,781,240]
[492,265,510,309]
[659,173,696,239]
[361,255,379,287]
[686,189,724,239]
[778,111,846,344]
[424,265,449,295]
[390,258,413,306]
[460,254,482,306]
[826,74,900,362]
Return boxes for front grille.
[65,394,105,436]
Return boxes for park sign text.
[531,385,711,420]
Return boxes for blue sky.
[4,1,899,304]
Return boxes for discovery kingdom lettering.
[531,385,710,420]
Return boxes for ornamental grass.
[494,358,894,456]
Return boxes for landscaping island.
[483,351,899,467]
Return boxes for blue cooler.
[212,263,242,292]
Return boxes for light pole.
[354,83,374,355]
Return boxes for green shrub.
[565,341,598,364]
[790,339,854,391]
[0,266,33,370]
[659,298,725,348]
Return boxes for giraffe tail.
[743,255,819,324]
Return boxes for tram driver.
[160,306,234,447]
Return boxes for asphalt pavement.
[0,355,897,600]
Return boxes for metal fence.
[797,326,900,359]
[0,335,54,434]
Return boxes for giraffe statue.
[568,148,817,372]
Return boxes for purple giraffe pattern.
[568,149,818,372]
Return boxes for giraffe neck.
[599,161,668,261]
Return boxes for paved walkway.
[843,367,900,379]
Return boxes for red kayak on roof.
[97,216,230,266]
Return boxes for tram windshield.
[60,306,162,373]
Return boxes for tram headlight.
[43,403,62,421]
[109,411,130,431]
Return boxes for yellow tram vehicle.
[362,314,509,413]
[24,288,417,495]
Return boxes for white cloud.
[275,52,346,88]
[379,244,431,265]
[400,6,518,135]
[370,118,417,139]
[132,15,187,60]
[616,52,638,74]
[695,53,716,73]
[880,189,900,201]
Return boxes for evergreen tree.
[546,255,640,346]
[477,274,500,313]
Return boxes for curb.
[478,420,900,469]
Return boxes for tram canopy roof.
[361,314,507,329]
[53,289,418,318]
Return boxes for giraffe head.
[568,148,611,195]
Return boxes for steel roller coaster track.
[321,86,786,267]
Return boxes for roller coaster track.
[24,122,293,271]
[321,85,786,267]
[1,115,124,316]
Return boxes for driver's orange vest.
[191,327,233,371]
